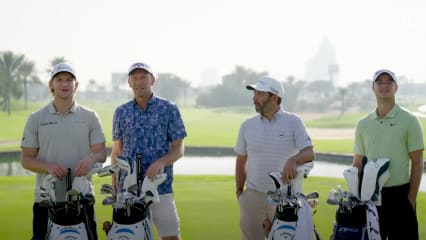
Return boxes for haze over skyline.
[2,0,426,88]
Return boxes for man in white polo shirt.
[21,62,107,240]
[234,75,315,240]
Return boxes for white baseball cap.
[246,76,284,98]
[51,62,76,79]
[372,69,397,83]
[128,62,154,76]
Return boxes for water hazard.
[2,155,426,192]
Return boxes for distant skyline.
[2,0,426,89]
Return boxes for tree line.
[3,50,423,116]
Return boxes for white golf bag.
[40,164,101,240]
[264,161,321,240]
[328,157,390,240]
[98,154,167,240]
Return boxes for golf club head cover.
[116,155,137,191]
[343,167,359,199]
[360,157,390,202]
[71,177,91,196]
[39,174,58,205]
[268,171,283,191]
[372,157,390,205]
[141,173,167,204]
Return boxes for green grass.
[0,175,425,239]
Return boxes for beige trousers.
[238,188,275,240]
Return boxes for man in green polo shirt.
[352,69,424,239]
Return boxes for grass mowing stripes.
[1,175,425,239]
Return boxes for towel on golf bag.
[365,201,380,240]
[294,198,314,240]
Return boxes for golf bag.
[264,161,322,240]
[40,164,101,240]
[329,157,389,240]
[329,194,369,240]
[98,154,167,240]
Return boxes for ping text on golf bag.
[97,154,167,240]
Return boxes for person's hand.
[74,156,96,176]
[236,188,243,199]
[145,159,165,180]
[47,163,68,178]
[408,195,417,210]
[282,158,297,183]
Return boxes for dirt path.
[307,128,354,140]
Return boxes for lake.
[2,156,425,192]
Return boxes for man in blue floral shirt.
[111,62,187,240]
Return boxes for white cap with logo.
[51,62,76,79]
[246,76,284,98]
[128,62,154,76]
[372,69,397,83]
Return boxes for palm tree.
[18,61,40,110]
[0,51,25,115]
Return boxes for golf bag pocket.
[331,205,368,240]
[46,220,89,240]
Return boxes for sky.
[2,0,426,89]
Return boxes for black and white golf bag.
[98,154,166,240]
[40,165,101,240]
[329,157,390,240]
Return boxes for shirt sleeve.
[89,111,106,145]
[234,123,247,155]
[21,113,40,148]
[407,115,424,152]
